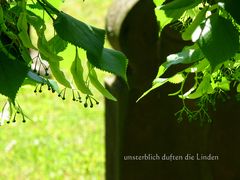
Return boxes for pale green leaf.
[49,61,71,88]
[216,77,230,91]
[168,73,185,84]
[17,12,36,49]
[153,0,165,6]
[37,29,63,62]
[155,0,201,29]
[182,7,208,41]
[88,65,117,101]
[18,31,36,49]
[26,12,45,33]
[154,9,179,29]
[186,74,213,99]
[159,0,201,11]
[70,48,92,95]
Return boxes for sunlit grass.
[0,0,112,179]
[0,86,105,179]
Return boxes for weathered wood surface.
[105,0,240,180]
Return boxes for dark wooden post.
[105,0,240,180]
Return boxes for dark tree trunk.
[105,0,240,180]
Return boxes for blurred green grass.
[0,0,112,179]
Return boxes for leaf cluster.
[0,0,128,125]
[150,0,240,122]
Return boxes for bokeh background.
[0,0,112,179]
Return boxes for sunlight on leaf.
[88,64,117,101]
[54,11,105,62]
[71,48,92,95]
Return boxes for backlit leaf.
[182,7,208,41]
[49,61,71,88]
[186,74,213,99]
[54,11,105,63]
[70,48,92,95]
[17,12,36,49]
[88,64,117,101]
[37,28,63,62]
[155,0,201,29]
[87,48,128,82]
[159,0,201,11]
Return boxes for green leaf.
[70,48,92,95]
[155,0,201,29]
[48,35,68,54]
[27,2,43,10]
[37,28,63,62]
[237,83,240,93]
[0,52,28,102]
[49,61,71,88]
[155,9,181,29]
[87,48,128,82]
[156,46,204,77]
[166,46,204,67]
[139,73,185,101]
[18,31,36,49]
[160,0,201,11]
[27,12,62,62]
[17,12,28,31]
[17,12,36,49]
[225,0,240,24]
[215,77,230,91]
[196,14,239,70]
[153,0,165,6]
[88,64,117,101]
[26,11,45,32]
[137,78,168,101]
[186,74,213,99]
[185,59,210,73]
[20,46,33,64]
[182,7,208,41]
[168,73,185,84]
[53,11,105,62]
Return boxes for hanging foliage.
[150,0,240,122]
[0,0,128,125]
